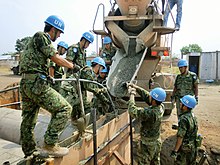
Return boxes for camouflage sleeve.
[128,100,146,119]
[66,46,76,62]
[136,87,151,105]
[80,68,100,93]
[177,117,188,138]
[174,74,180,88]
[34,32,57,59]
[192,72,199,84]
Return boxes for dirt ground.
[0,68,220,164]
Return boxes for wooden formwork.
[47,111,131,165]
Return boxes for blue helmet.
[103,36,112,45]
[100,67,108,73]
[91,57,106,68]
[44,15,65,33]
[180,95,197,109]
[150,87,166,102]
[82,32,94,43]
[178,59,188,67]
[57,41,68,49]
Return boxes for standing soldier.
[49,41,68,92]
[61,32,94,120]
[65,32,94,78]
[170,95,199,165]
[99,36,117,71]
[127,84,166,165]
[19,15,79,158]
[172,59,199,128]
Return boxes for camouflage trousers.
[20,77,72,157]
[175,146,197,165]
[60,81,91,120]
[138,137,162,165]
[175,97,181,118]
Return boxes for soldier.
[60,57,110,122]
[170,95,198,165]
[65,31,94,78]
[99,36,117,71]
[172,59,199,128]
[19,15,79,158]
[49,41,68,92]
[127,84,166,165]
[97,67,108,84]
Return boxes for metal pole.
[130,116,134,165]
[92,108,97,165]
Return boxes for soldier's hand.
[128,87,136,95]
[72,64,81,72]
[47,76,55,85]
[97,88,107,94]
[170,150,177,160]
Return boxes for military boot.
[41,144,69,157]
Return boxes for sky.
[0,0,220,57]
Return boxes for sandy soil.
[0,69,220,164]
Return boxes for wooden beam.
[50,111,130,165]
[113,151,128,165]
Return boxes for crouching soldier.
[60,57,111,131]
[170,95,200,165]
[127,84,166,165]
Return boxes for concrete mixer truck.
[93,0,176,114]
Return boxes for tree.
[15,36,31,53]
[180,44,202,55]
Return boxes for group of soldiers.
[127,59,200,165]
[19,15,116,158]
[19,14,201,164]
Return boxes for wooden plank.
[51,111,130,165]
[96,132,130,165]
[113,151,128,165]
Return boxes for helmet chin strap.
[51,29,58,42]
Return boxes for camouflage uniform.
[174,71,199,116]
[128,87,164,165]
[175,111,198,165]
[49,60,64,92]
[60,67,110,119]
[61,42,90,119]
[99,46,116,70]
[19,31,72,157]
[65,43,86,78]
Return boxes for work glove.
[128,87,136,95]
[170,150,177,160]
[195,96,198,104]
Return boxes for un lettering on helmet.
[54,20,63,29]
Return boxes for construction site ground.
[0,68,220,165]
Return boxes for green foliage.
[15,36,31,53]
[180,44,202,55]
